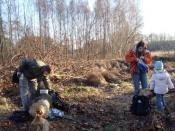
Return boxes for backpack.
[130,95,151,116]
[9,111,33,122]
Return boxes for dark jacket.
[18,58,50,89]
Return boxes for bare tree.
[0,0,143,64]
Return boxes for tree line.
[0,0,142,65]
[149,40,175,52]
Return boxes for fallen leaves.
[1,59,175,130]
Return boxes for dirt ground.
[1,59,175,131]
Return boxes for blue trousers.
[132,73,148,96]
[156,94,166,112]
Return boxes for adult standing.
[125,40,152,96]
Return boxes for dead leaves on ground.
[1,60,175,130]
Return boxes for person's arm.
[125,50,137,63]
[43,76,50,89]
[37,76,50,89]
[144,50,152,64]
[166,73,174,89]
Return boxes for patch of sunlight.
[119,82,132,90]
[171,72,175,79]
[0,104,9,111]
[62,85,102,98]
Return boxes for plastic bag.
[48,108,64,120]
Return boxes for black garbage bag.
[48,89,70,112]
[9,111,33,122]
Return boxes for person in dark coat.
[15,58,51,111]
